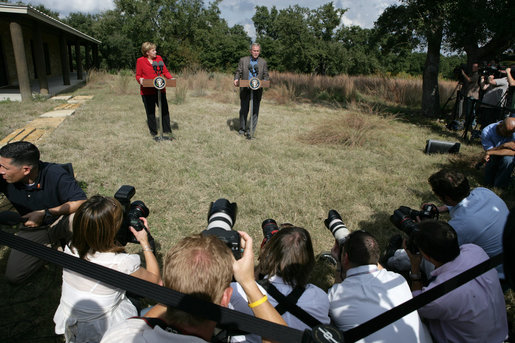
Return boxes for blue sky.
[19,0,400,38]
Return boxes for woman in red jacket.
[135,42,173,136]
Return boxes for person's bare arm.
[484,141,515,161]
[233,231,287,343]
[23,199,86,227]
[130,218,162,285]
[507,68,515,87]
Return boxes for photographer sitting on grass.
[427,169,508,280]
[53,195,162,343]
[406,220,508,343]
[230,226,330,343]
[328,230,432,343]
[101,231,287,343]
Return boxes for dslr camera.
[114,185,155,252]
[390,204,439,253]
[480,65,505,79]
[261,218,280,248]
[201,198,241,259]
[324,209,350,246]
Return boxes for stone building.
[0,3,101,101]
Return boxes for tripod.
[441,81,462,120]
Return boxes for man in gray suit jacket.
[234,43,269,139]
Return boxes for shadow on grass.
[352,97,485,150]
[226,118,239,132]
[0,257,63,342]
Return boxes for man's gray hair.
[250,43,261,49]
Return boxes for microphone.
[254,65,259,75]
[158,61,164,75]
[152,61,158,74]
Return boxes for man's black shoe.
[238,129,245,135]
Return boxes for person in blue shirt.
[428,169,508,281]
[480,117,515,188]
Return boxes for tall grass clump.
[352,75,423,107]
[270,72,359,105]
[439,79,459,107]
[111,69,133,95]
[299,112,383,146]
[173,83,188,104]
[86,69,113,89]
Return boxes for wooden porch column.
[92,44,99,69]
[68,42,73,72]
[9,21,31,101]
[85,44,91,70]
[74,40,82,80]
[33,22,48,95]
[59,34,70,85]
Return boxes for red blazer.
[135,55,173,95]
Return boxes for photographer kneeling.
[53,195,162,342]
[406,220,508,342]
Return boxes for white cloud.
[18,0,399,37]
[20,0,115,16]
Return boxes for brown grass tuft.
[299,112,379,146]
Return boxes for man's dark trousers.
[239,88,263,134]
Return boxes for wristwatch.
[43,208,54,222]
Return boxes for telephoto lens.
[202,198,241,259]
[261,219,280,247]
[324,210,350,245]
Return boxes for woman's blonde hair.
[71,195,124,259]
[141,42,156,56]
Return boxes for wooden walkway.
[0,95,93,146]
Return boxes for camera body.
[114,185,155,251]
[201,198,241,259]
[261,218,280,248]
[453,63,468,82]
[390,204,439,253]
[480,65,506,79]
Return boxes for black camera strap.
[0,230,504,343]
[0,230,303,343]
[258,280,323,328]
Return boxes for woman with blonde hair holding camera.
[53,195,161,342]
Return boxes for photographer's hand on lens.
[330,239,341,262]
[232,231,255,287]
[233,230,287,341]
[130,217,151,248]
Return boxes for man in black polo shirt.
[0,142,86,284]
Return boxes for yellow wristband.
[248,295,268,308]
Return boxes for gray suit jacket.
[234,56,269,81]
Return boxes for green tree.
[375,0,514,117]
[445,0,515,64]
[252,3,350,75]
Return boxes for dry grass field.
[0,70,513,341]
